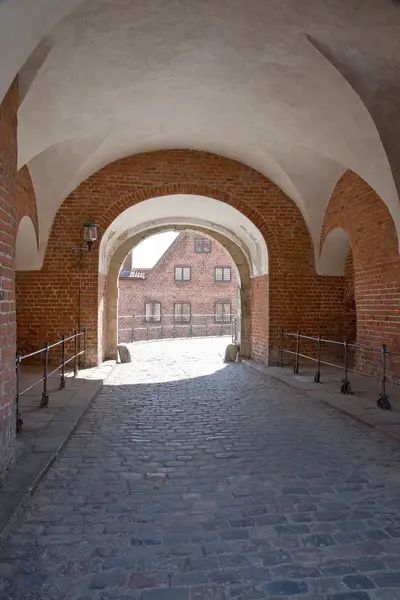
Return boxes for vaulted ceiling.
[1,0,400,266]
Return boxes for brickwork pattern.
[250,275,269,362]
[321,171,400,377]
[2,339,400,599]
[118,231,238,342]
[15,150,350,365]
[0,80,18,474]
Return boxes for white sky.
[131,231,179,268]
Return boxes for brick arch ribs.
[321,170,400,377]
[15,150,350,366]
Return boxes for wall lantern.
[83,218,98,251]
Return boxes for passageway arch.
[15,216,39,270]
[15,149,352,366]
[102,222,256,362]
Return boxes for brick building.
[118,231,238,342]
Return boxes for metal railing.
[16,329,87,434]
[119,313,238,344]
[275,330,400,411]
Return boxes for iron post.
[16,353,23,433]
[60,335,66,389]
[83,328,87,368]
[40,342,49,408]
[74,330,78,377]
[340,338,352,395]
[377,344,391,410]
[314,334,322,383]
[293,331,300,374]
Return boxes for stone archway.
[15,150,351,367]
[103,224,254,362]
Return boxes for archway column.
[0,80,18,473]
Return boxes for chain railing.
[274,330,400,411]
[119,313,238,344]
[16,330,87,434]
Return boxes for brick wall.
[251,275,269,362]
[118,231,238,342]
[0,80,18,474]
[321,171,400,378]
[15,149,353,366]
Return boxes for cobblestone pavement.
[2,337,400,600]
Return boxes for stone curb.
[242,359,400,444]
[0,364,116,543]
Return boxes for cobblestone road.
[2,338,400,600]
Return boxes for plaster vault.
[1,0,399,272]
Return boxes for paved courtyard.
[1,338,400,600]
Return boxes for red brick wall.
[0,80,18,473]
[118,231,238,342]
[251,275,269,362]
[15,150,352,366]
[321,171,400,378]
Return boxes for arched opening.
[15,215,39,271]
[318,228,351,277]
[116,230,241,347]
[97,194,269,366]
[101,221,262,363]
[319,227,356,357]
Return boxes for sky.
[131,231,179,268]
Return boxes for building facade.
[118,231,238,342]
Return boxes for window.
[195,237,211,253]
[174,266,191,281]
[215,302,232,323]
[215,267,231,282]
[174,302,191,322]
[144,301,161,322]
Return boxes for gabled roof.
[120,268,151,279]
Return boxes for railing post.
[74,330,78,377]
[377,344,391,410]
[220,321,223,337]
[205,322,208,337]
[314,334,322,383]
[16,353,23,433]
[40,342,49,408]
[340,338,352,395]
[146,325,149,341]
[293,331,300,374]
[60,335,66,389]
[83,328,87,368]
[278,328,284,367]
